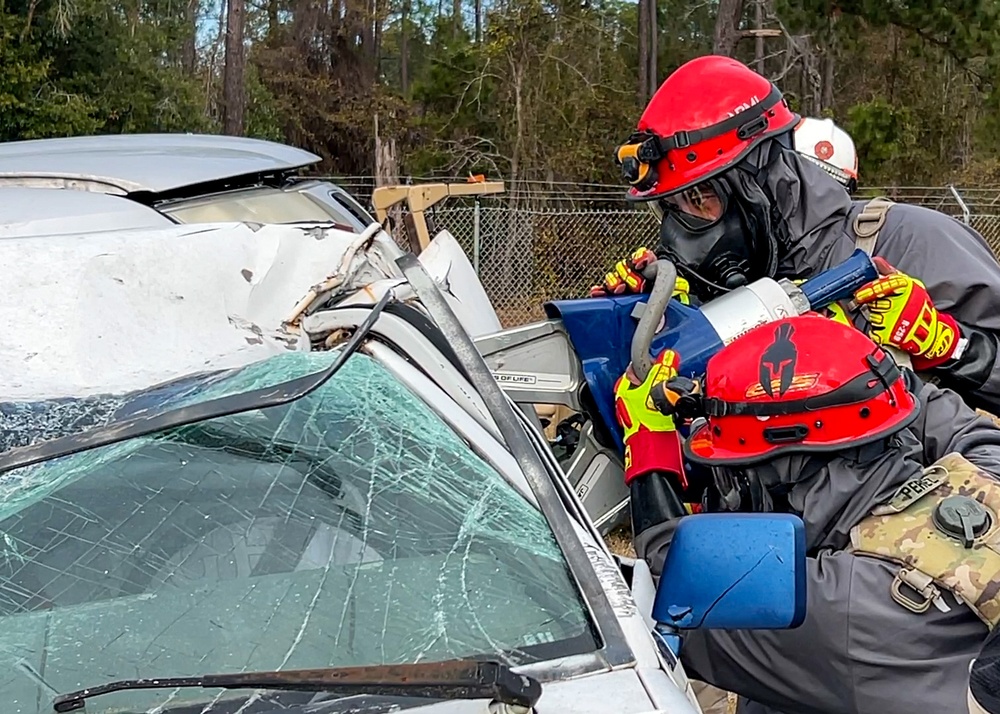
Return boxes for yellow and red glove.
[853,258,962,370]
[590,247,691,304]
[614,349,686,488]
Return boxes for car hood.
[0,220,502,403]
[292,669,699,714]
[334,669,695,714]
[0,221,405,401]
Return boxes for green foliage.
[35,0,210,134]
[244,63,284,141]
[0,12,99,140]
[0,0,998,189]
[846,99,912,170]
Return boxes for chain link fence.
[426,204,658,325]
[328,177,1000,327]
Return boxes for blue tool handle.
[799,249,878,310]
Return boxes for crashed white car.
[0,220,805,714]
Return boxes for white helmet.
[794,117,859,193]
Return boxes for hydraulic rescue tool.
[474,248,879,531]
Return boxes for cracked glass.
[0,351,596,714]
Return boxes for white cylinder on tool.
[699,277,805,346]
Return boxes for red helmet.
[616,55,799,201]
[684,314,918,465]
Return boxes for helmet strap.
[638,85,785,164]
[703,348,901,418]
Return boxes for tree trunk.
[754,0,764,74]
[713,0,744,57]
[183,0,198,74]
[821,15,836,110]
[374,114,403,242]
[293,0,318,56]
[205,0,227,114]
[374,0,383,77]
[637,0,649,104]
[452,0,461,35]
[400,0,410,96]
[362,0,375,81]
[374,115,400,187]
[822,48,834,111]
[646,0,657,97]
[267,0,279,44]
[222,0,246,136]
[474,0,481,42]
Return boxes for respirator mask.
[652,146,787,300]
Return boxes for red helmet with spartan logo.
[684,314,918,465]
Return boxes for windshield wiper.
[52,660,542,713]
[0,289,394,478]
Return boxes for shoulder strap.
[848,196,915,369]
[852,196,895,255]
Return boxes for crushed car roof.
[0,134,322,195]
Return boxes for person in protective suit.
[615,312,1000,714]
[591,115,859,301]
[591,55,1000,416]
[971,627,1000,713]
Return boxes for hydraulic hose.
[631,259,677,382]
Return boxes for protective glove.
[823,301,853,327]
[853,257,962,370]
[613,349,686,487]
[590,247,691,304]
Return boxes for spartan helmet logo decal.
[759,323,798,397]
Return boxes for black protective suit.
[636,379,1000,714]
[739,149,1000,414]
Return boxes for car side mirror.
[652,513,807,632]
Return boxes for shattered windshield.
[0,351,596,714]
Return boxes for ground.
[604,524,636,558]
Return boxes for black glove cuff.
[935,320,998,394]
[630,473,687,538]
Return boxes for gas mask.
[657,180,779,299]
[653,144,788,300]
[710,465,772,513]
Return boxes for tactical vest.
[849,452,1000,630]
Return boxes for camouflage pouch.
[849,452,1000,630]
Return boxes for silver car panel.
[0,134,321,194]
[0,187,175,238]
